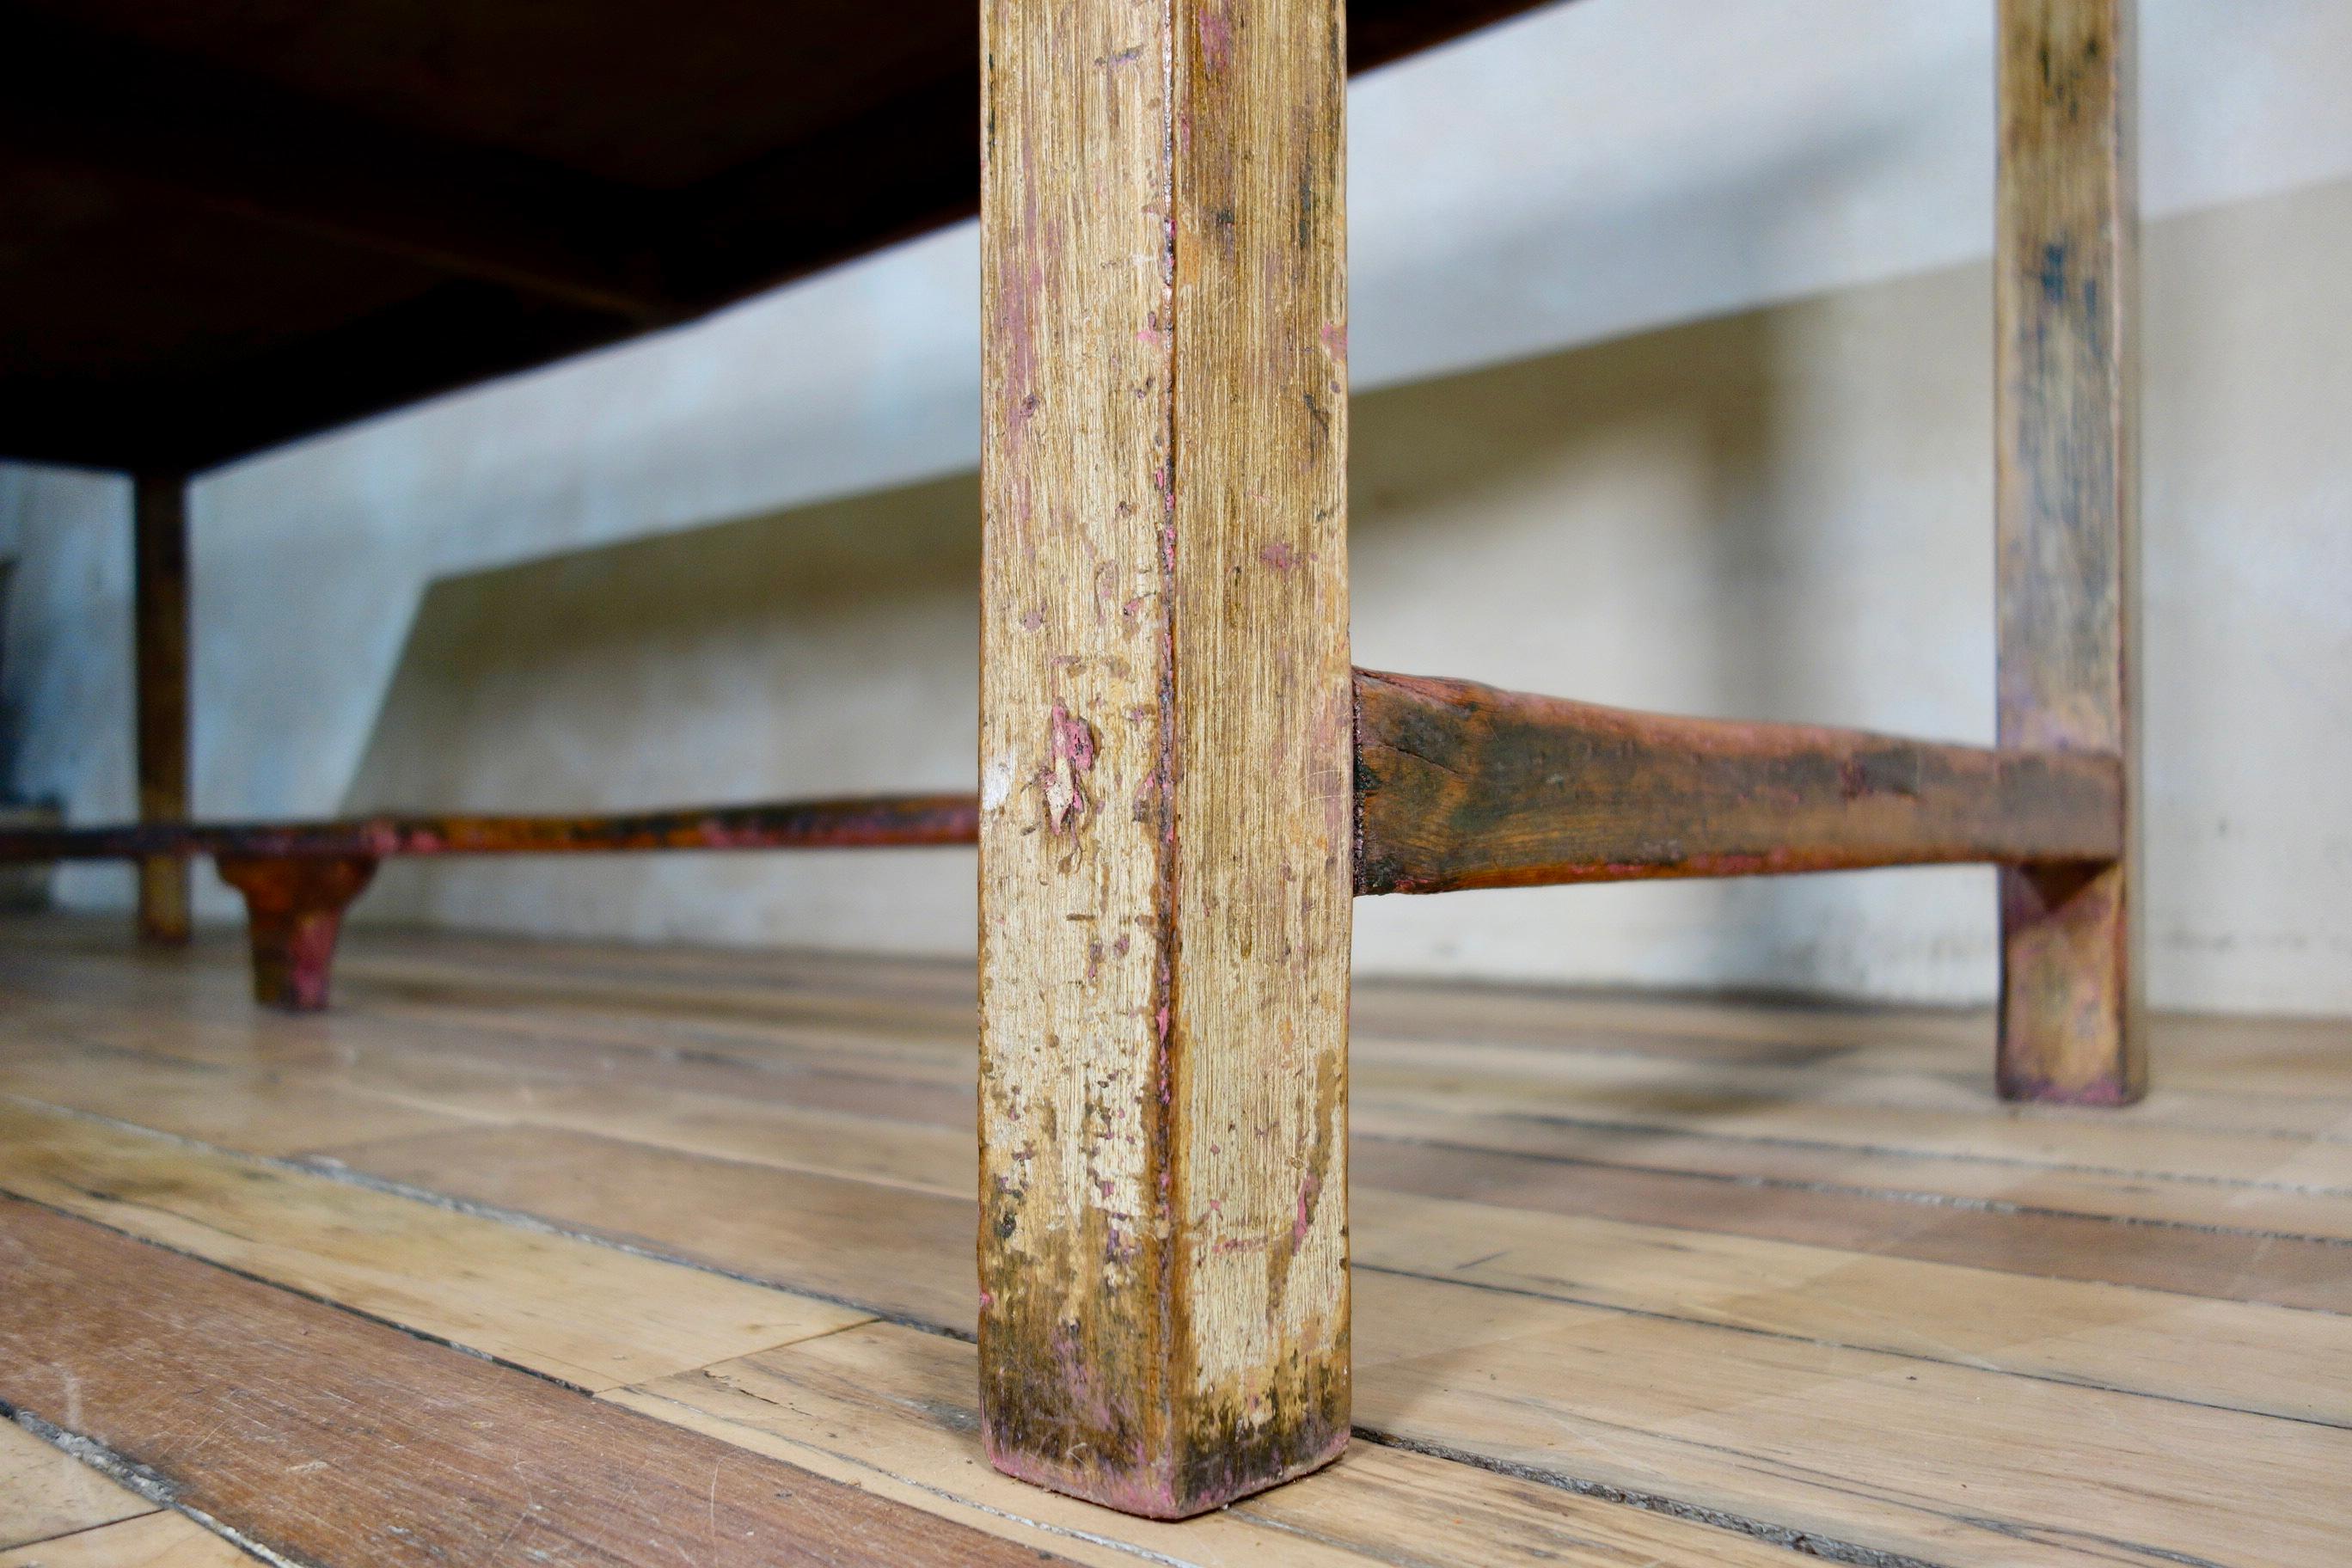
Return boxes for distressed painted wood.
[0,1199,1071,1568]
[1353,670,2122,894]
[0,1053,475,1156]
[977,0,1352,1516]
[236,1043,2352,1559]
[130,473,189,946]
[1995,0,2142,1104]
[338,1123,983,1333]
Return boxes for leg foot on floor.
[214,855,378,1012]
[1999,861,2141,1105]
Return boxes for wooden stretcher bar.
[0,793,978,1011]
[1352,670,2122,896]
[1,663,2131,1008]
[0,794,982,862]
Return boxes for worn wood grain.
[367,1070,2352,1313]
[977,0,1352,1516]
[15,928,2340,1295]
[130,474,188,947]
[0,1199,1070,1568]
[1351,1268,2349,1568]
[0,1054,477,1157]
[0,1101,870,1390]
[1353,1130,2352,1314]
[619,1322,1809,1568]
[1351,1090,2352,1242]
[1354,668,2122,894]
[1995,0,2142,1105]
[332,1123,983,1333]
[20,993,2344,1251]
[316,1124,2352,1567]
[217,985,2352,1248]
[8,922,2352,1565]
[1344,1037,2352,1189]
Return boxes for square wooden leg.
[977,0,1353,1517]
[133,472,191,945]
[1994,0,2142,1103]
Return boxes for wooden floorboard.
[0,1198,1069,1567]
[0,1421,155,1554]
[1,916,2348,1565]
[0,1102,870,1391]
[0,1508,261,1567]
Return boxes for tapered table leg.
[215,855,377,1011]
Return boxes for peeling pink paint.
[1197,5,1234,74]
[1050,703,1096,772]
[1044,702,1097,834]
[1259,542,1298,571]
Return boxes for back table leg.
[132,472,192,945]
[1994,0,2143,1103]
[977,0,1353,1518]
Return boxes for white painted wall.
[4,0,2349,1010]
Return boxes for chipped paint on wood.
[1995,0,2142,1104]
[979,0,1351,1519]
[1352,670,2123,897]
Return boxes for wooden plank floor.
[1,916,2346,1567]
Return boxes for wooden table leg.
[1994,0,2143,1103]
[132,471,192,945]
[977,0,1352,1517]
[214,854,377,1011]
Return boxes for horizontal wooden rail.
[3,703,2123,1006]
[0,793,979,1012]
[0,793,980,863]
[1352,670,2123,896]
